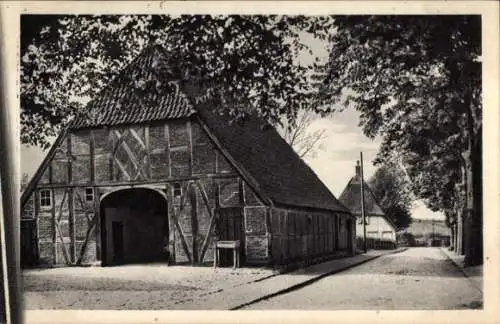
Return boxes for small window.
[40,190,52,207]
[173,183,182,197]
[85,188,94,202]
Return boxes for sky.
[19,21,445,221]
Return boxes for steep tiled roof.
[60,44,351,213]
[71,45,194,129]
[195,102,351,213]
[338,173,386,217]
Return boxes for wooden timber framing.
[167,181,192,264]
[21,127,69,207]
[68,187,75,263]
[89,129,95,182]
[22,109,353,267]
[194,115,273,208]
[196,180,216,263]
[50,189,57,264]
[165,183,176,263]
[31,173,239,190]
[189,181,199,264]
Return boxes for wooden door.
[217,207,244,266]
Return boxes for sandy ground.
[245,247,483,310]
[23,264,275,310]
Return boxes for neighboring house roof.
[339,167,400,230]
[22,44,351,214]
[338,175,386,217]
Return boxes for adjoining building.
[338,162,397,249]
[21,44,356,268]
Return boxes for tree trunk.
[450,224,455,251]
[463,128,483,266]
[461,87,483,266]
[457,212,464,255]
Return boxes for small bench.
[213,240,240,269]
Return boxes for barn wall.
[242,182,268,264]
[24,118,271,266]
[269,207,353,265]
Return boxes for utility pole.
[360,153,367,253]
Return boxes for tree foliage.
[317,16,481,224]
[369,163,413,231]
[21,14,335,149]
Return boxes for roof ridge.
[70,43,194,129]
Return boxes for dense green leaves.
[317,16,481,228]
[21,15,334,148]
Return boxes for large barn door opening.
[100,188,168,266]
[111,221,124,264]
[217,207,245,266]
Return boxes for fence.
[356,237,397,250]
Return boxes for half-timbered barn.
[339,162,397,245]
[21,45,355,268]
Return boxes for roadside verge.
[440,247,483,293]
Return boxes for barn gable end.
[21,116,272,266]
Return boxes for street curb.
[198,272,279,298]
[230,247,408,310]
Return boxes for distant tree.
[397,232,416,247]
[369,163,413,231]
[277,110,327,158]
[316,15,482,266]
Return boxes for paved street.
[23,265,275,309]
[244,247,483,310]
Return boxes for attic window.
[173,183,182,197]
[85,188,94,202]
[40,190,52,207]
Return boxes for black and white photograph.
[4,1,500,323]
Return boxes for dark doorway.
[21,219,39,267]
[216,207,244,266]
[100,188,168,266]
[111,221,124,264]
